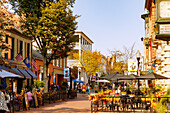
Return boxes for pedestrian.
[82,83,86,96]
[0,84,9,113]
[77,84,82,93]
[27,89,33,109]
[94,83,98,93]
[50,83,54,91]
[5,91,10,110]
[126,88,131,96]
[86,83,91,95]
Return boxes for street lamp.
[136,50,141,93]
[136,50,141,75]
[69,67,73,90]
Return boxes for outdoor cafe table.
[92,94,145,112]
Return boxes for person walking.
[0,84,9,113]
[82,83,86,96]
[86,83,91,95]
[94,83,98,93]
[27,89,33,109]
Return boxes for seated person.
[77,84,82,93]
[115,87,121,96]
[126,88,131,96]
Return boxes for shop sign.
[160,24,170,34]
[128,59,137,72]
[64,68,69,79]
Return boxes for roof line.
[75,31,94,44]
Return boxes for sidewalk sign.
[24,93,29,109]
[33,91,38,107]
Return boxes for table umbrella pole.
[138,79,140,94]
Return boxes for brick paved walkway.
[16,93,91,113]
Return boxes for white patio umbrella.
[95,80,110,83]
[0,69,22,78]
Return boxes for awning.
[25,70,37,78]
[11,68,25,77]
[17,69,31,78]
[0,66,15,73]
[0,69,22,78]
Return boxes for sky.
[73,0,145,56]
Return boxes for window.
[27,43,30,59]
[20,41,23,54]
[53,60,55,66]
[5,36,8,59]
[74,35,79,42]
[25,42,27,58]
[5,36,14,60]
[63,58,66,68]
[17,39,18,53]
[60,58,62,67]
[57,59,59,67]
[11,38,14,60]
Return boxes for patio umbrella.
[136,72,169,92]
[0,69,21,78]
[100,72,120,80]
[95,80,110,83]
[118,74,138,80]
[68,79,84,83]
[137,72,169,80]
[110,73,126,81]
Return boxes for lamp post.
[69,67,72,90]
[136,50,141,93]
[136,50,141,75]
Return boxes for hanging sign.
[64,68,69,79]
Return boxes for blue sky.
[73,0,145,56]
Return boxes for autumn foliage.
[0,0,19,66]
[73,50,104,75]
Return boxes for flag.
[31,59,37,71]
[23,56,31,68]
[15,51,23,61]
[152,63,156,67]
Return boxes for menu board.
[24,93,29,109]
[34,93,38,107]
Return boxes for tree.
[73,50,104,77]
[10,0,79,92]
[109,43,136,74]
[0,0,19,68]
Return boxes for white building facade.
[67,31,93,83]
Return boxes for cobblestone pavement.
[16,93,91,113]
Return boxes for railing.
[91,96,170,113]
[43,91,69,104]
[9,90,77,113]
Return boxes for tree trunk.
[43,56,48,92]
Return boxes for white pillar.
[79,34,81,60]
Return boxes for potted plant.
[155,102,167,113]
[39,81,45,87]
[160,89,170,110]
